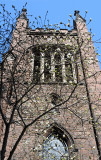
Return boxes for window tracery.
[32,46,75,83]
[42,125,70,160]
[42,134,69,160]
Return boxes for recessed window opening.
[32,46,75,83]
[65,53,73,82]
[44,52,51,82]
[55,53,62,82]
[50,93,60,105]
[42,127,69,160]
[33,50,40,82]
[50,93,61,113]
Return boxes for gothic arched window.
[32,45,75,83]
[65,53,73,82]
[44,52,51,82]
[41,124,74,160]
[42,133,69,160]
[33,48,40,82]
[54,53,62,82]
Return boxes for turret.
[16,8,29,30]
[73,10,87,32]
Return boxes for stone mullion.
[40,53,44,82]
[61,53,66,83]
[51,53,55,82]
[70,54,77,83]
[32,53,35,76]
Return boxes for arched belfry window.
[32,45,75,83]
[54,52,62,82]
[44,52,51,82]
[42,124,75,160]
[65,53,73,82]
[33,47,40,82]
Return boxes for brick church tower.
[0,9,101,160]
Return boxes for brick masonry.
[0,10,101,160]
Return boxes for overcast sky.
[1,0,101,67]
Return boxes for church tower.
[0,9,101,160]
